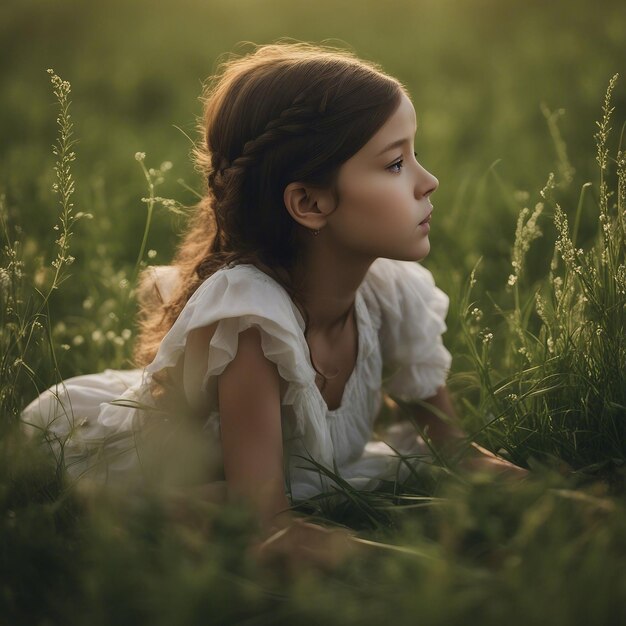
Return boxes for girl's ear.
[283,182,334,231]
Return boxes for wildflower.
[105,330,116,341]
[535,293,545,317]
[554,205,583,275]
[470,307,483,322]
[121,328,132,340]
[601,249,609,266]
[616,264,626,295]
[539,172,556,200]
[480,330,493,345]
[83,297,94,310]
[91,330,103,342]
[595,74,618,172]
[147,249,157,259]
[60,344,70,351]
[113,336,124,346]
[135,152,146,162]
[72,335,84,346]
[509,202,543,287]
[0,267,10,297]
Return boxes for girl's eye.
[387,159,403,174]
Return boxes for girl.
[22,41,524,571]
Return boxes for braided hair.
[135,41,405,369]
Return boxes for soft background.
[2,0,624,371]
[1,0,625,624]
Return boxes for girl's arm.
[218,327,360,572]
[403,385,465,453]
[395,385,527,477]
[217,326,294,536]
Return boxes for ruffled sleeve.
[144,264,335,469]
[361,258,452,401]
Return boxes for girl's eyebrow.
[376,137,410,157]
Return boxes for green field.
[1,0,626,623]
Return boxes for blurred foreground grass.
[1,0,626,623]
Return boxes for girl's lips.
[419,211,432,225]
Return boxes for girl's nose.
[416,164,438,199]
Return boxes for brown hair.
[134,41,405,368]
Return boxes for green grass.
[1,1,626,623]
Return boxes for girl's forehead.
[361,94,418,157]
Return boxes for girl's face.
[326,92,438,262]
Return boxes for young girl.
[22,41,524,570]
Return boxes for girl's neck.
[290,241,373,336]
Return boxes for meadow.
[1,0,626,623]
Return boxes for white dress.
[21,258,452,504]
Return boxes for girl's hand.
[248,517,361,575]
[460,442,529,479]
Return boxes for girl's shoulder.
[145,263,308,375]
[361,258,452,401]
[145,262,302,320]
[360,257,449,328]
[192,262,306,330]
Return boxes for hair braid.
[197,99,327,279]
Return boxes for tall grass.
[457,75,626,480]
[0,70,92,430]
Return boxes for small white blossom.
[0,268,10,298]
